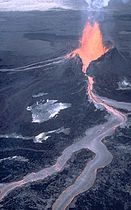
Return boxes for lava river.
[0,22,131,210]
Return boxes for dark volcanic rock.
[0,56,85,133]
[87,48,131,102]
[0,54,106,184]
[69,127,131,210]
[0,149,94,210]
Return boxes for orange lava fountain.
[69,22,108,73]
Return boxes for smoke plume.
[85,0,130,8]
[85,0,110,8]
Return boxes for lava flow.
[0,21,130,210]
[52,22,128,210]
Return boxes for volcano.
[0,9,131,210]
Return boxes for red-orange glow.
[69,22,108,73]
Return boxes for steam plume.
[85,0,130,8]
[85,0,110,8]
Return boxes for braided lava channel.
[0,22,130,210]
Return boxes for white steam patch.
[0,127,70,144]
[34,127,70,143]
[27,99,71,123]
[32,92,48,98]
[0,156,28,163]
[117,78,131,90]
[0,133,31,140]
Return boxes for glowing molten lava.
[70,22,107,73]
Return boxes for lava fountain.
[0,21,130,210]
[68,22,108,73]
